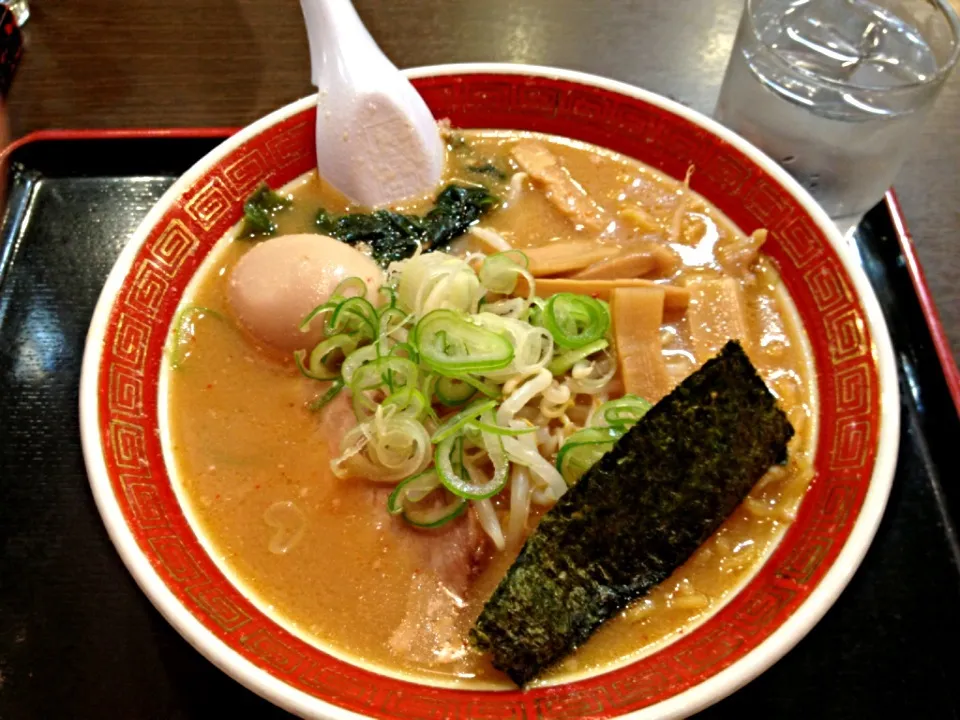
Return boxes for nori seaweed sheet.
[470,341,795,686]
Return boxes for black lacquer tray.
[0,131,957,719]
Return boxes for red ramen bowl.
[79,64,899,719]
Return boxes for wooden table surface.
[7,0,959,354]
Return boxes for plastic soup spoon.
[299,0,445,207]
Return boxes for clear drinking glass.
[6,0,28,25]
[715,0,960,232]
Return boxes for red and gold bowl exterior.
[80,65,899,720]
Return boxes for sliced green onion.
[397,252,482,316]
[557,440,612,486]
[329,297,378,339]
[416,309,514,375]
[169,305,221,369]
[459,374,501,398]
[591,394,652,429]
[294,348,335,381]
[525,296,546,325]
[479,251,529,295]
[308,378,344,411]
[378,306,409,333]
[472,312,554,381]
[479,251,534,322]
[332,276,368,299]
[350,356,419,419]
[435,432,508,499]
[381,386,429,420]
[299,277,368,333]
[388,341,418,362]
[435,376,477,406]
[542,292,610,349]
[378,285,399,308]
[299,300,338,333]
[558,425,623,447]
[296,333,356,381]
[547,338,610,375]
[481,297,529,319]
[341,344,378,385]
[334,414,431,482]
[500,249,530,268]
[420,372,438,401]
[387,470,467,528]
[388,470,441,511]
[348,355,420,393]
[555,426,622,485]
[469,418,538,436]
[567,348,617,394]
[431,398,497,443]
[420,370,499,401]
[376,306,411,355]
[402,494,467,528]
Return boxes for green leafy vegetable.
[239,183,291,239]
[470,341,795,686]
[447,134,470,152]
[316,209,424,266]
[423,185,500,248]
[168,305,222,369]
[315,184,499,266]
[467,162,508,180]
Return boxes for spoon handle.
[300,0,394,88]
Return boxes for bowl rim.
[79,61,900,720]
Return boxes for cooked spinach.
[470,341,795,686]
[422,184,499,247]
[467,162,507,180]
[239,183,291,239]
[316,184,499,266]
[316,209,423,266]
[447,134,470,152]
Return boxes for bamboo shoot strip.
[686,276,749,364]
[470,341,794,686]
[628,240,680,277]
[523,241,613,277]
[610,287,670,402]
[529,277,690,312]
[573,250,658,280]
[511,140,612,233]
[718,228,768,276]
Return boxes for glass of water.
[5,1,29,25]
[715,0,960,232]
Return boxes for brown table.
[8,0,960,366]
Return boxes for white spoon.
[299,0,445,208]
